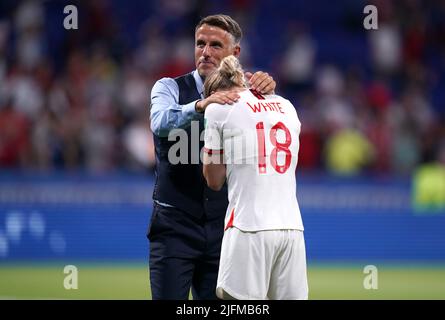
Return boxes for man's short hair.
[195,14,242,44]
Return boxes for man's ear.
[233,45,240,57]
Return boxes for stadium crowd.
[0,0,444,176]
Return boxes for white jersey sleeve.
[203,103,231,153]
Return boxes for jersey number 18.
[255,121,292,174]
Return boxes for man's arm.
[150,78,200,137]
[195,91,240,113]
[150,78,241,137]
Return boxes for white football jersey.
[204,89,304,232]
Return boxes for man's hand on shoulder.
[195,90,240,113]
[245,71,276,95]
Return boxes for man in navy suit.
[148,14,276,300]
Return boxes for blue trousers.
[148,203,224,300]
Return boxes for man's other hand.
[245,71,276,95]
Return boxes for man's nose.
[202,45,211,57]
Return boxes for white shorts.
[216,228,308,300]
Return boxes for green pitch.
[0,263,444,299]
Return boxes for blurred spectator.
[123,113,156,171]
[280,23,316,93]
[133,18,169,75]
[0,21,9,82]
[32,108,61,170]
[0,0,443,177]
[297,94,323,170]
[7,67,44,120]
[413,162,445,211]
[121,65,152,118]
[391,122,420,175]
[369,23,402,75]
[14,0,45,70]
[0,98,30,167]
[364,81,393,172]
[325,128,375,176]
[315,65,356,132]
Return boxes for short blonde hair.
[204,55,246,97]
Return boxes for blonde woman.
[203,55,308,300]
